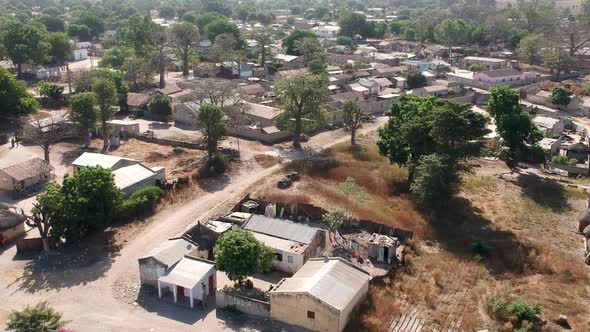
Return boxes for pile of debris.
[277,171,300,189]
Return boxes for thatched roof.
[0,209,26,231]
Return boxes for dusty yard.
[252,134,590,332]
[88,138,206,178]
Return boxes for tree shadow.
[510,173,572,213]
[134,286,210,325]
[60,146,100,165]
[148,122,172,130]
[196,174,231,193]
[216,307,307,332]
[430,197,535,276]
[8,230,121,293]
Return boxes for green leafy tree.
[543,48,575,80]
[487,85,542,162]
[69,92,97,146]
[149,92,172,119]
[198,103,226,161]
[48,32,72,66]
[518,33,544,65]
[552,155,577,166]
[378,95,488,182]
[295,37,323,65]
[406,71,427,89]
[194,12,226,32]
[100,47,135,69]
[549,86,572,106]
[337,36,352,46]
[338,177,368,218]
[342,100,363,145]
[322,208,346,232]
[22,113,71,162]
[37,15,65,32]
[0,67,39,118]
[92,78,117,152]
[67,24,92,42]
[204,18,241,44]
[25,183,61,251]
[3,21,51,78]
[119,15,158,56]
[434,19,467,57]
[38,81,64,102]
[308,58,326,74]
[282,29,316,55]
[6,302,66,332]
[338,11,367,37]
[411,153,460,209]
[50,167,123,244]
[159,3,176,19]
[215,229,275,283]
[274,73,329,149]
[171,22,199,77]
[74,12,105,38]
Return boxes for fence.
[131,133,205,150]
[216,289,271,318]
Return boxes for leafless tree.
[152,27,171,88]
[550,16,590,57]
[22,113,72,163]
[188,78,242,110]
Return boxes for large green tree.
[274,73,329,149]
[487,85,542,162]
[377,95,488,182]
[518,33,544,65]
[204,18,240,44]
[50,167,123,244]
[47,32,72,66]
[434,19,467,57]
[0,67,39,118]
[3,21,50,78]
[92,78,117,152]
[6,302,66,332]
[549,86,571,106]
[69,92,98,146]
[283,29,316,56]
[215,229,275,283]
[338,11,367,37]
[198,103,226,161]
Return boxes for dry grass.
[253,154,280,168]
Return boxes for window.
[287,255,293,263]
[307,310,315,319]
[275,253,283,261]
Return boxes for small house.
[239,83,268,100]
[533,116,564,137]
[126,93,151,113]
[112,163,165,197]
[157,256,216,309]
[0,206,26,243]
[367,233,398,263]
[473,68,536,85]
[71,48,88,61]
[243,102,283,127]
[274,54,303,69]
[312,25,340,39]
[0,158,54,193]
[184,220,234,260]
[106,120,141,135]
[270,257,370,332]
[138,238,198,288]
[174,102,200,127]
[243,214,325,274]
[358,78,380,95]
[72,152,138,172]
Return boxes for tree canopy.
[215,229,275,283]
[0,67,39,118]
[549,86,571,106]
[282,29,316,56]
[6,302,67,332]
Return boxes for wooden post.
[189,288,194,308]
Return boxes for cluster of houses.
[138,199,401,332]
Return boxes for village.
[1,0,590,331]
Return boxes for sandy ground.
[0,118,387,331]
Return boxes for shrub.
[119,185,164,217]
[551,155,577,166]
[488,296,541,330]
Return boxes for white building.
[270,257,371,332]
[71,48,88,61]
[157,256,216,308]
[243,215,325,274]
[312,25,340,39]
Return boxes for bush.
[488,296,541,330]
[471,240,490,257]
[119,185,164,217]
[551,155,577,166]
[209,155,227,174]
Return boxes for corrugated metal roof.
[72,152,126,169]
[158,257,215,289]
[0,158,54,181]
[139,238,195,267]
[271,258,370,311]
[243,215,320,245]
[112,164,156,190]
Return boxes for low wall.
[225,126,292,144]
[216,289,271,318]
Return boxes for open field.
[254,133,590,332]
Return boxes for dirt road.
[0,118,387,331]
